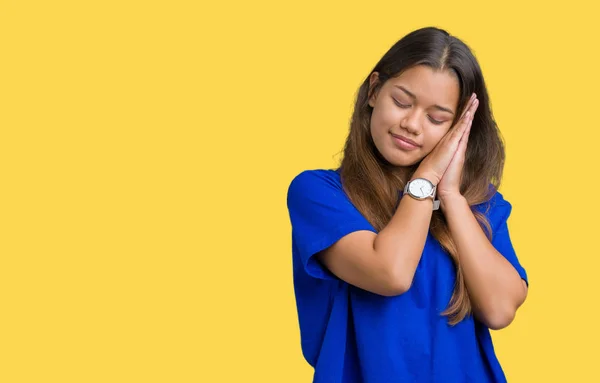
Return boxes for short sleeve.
[286,170,378,280]
[484,191,529,286]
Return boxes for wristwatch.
[403,178,441,210]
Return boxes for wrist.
[438,193,467,210]
[410,170,440,185]
[404,174,442,211]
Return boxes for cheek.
[373,101,402,123]
[370,111,389,138]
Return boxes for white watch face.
[408,179,433,198]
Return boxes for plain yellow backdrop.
[1,0,599,382]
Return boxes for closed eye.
[392,98,410,108]
[394,98,445,125]
[428,117,444,125]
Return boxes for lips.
[390,133,420,147]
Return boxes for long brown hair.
[339,27,505,325]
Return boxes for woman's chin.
[381,151,421,167]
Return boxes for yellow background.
[1,0,598,381]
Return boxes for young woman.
[286,27,529,382]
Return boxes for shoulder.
[473,184,513,232]
[288,168,342,190]
[286,168,371,230]
[473,184,510,210]
[287,168,344,203]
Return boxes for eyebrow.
[394,85,455,115]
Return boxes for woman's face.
[368,65,460,167]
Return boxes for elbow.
[482,306,517,330]
[379,268,413,297]
[481,283,528,330]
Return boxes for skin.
[368,65,460,171]
[319,65,527,329]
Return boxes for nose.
[400,110,422,135]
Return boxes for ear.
[368,72,381,108]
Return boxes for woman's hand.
[436,94,479,201]
[413,93,477,186]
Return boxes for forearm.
[440,195,528,329]
[373,172,437,291]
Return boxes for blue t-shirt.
[286,168,528,383]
